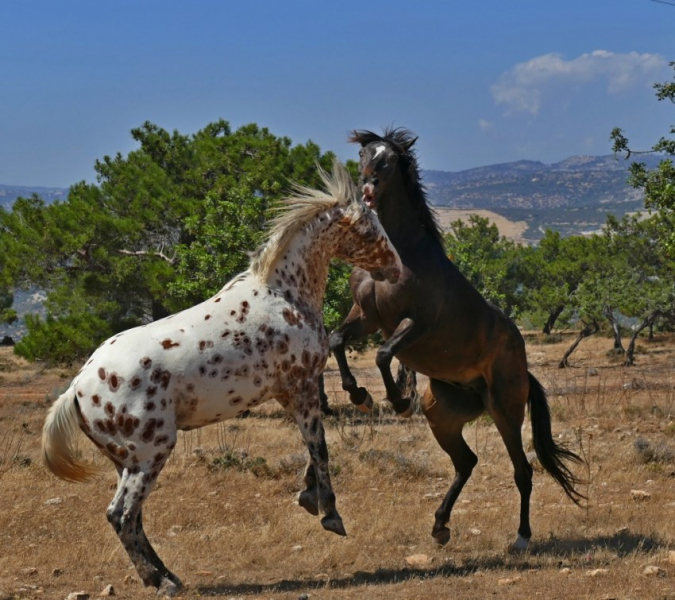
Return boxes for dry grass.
[2,334,675,599]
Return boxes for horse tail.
[42,388,101,482]
[528,372,585,505]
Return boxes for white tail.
[42,389,101,482]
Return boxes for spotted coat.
[41,161,401,595]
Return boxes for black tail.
[528,372,585,505]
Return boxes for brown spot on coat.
[98,367,106,381]
[140,357,152,369]
[161,339,179,350]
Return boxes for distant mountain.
[0,184,68,209]
[423,154,665,241]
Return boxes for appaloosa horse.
[328,128,584,551]
[42,161,401,596]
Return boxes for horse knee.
[328,331,344,353]
[106,505,124,534]
[375,347,392,371]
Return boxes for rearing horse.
[329,128,584,551]
[42,161,401,596]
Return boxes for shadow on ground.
[196,531,666,596]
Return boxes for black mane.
[349,127,445,250]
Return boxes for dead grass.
[1,335,675,599]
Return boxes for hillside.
[0,184,67,208]
[423,154,663,241]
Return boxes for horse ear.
[401,136,418,152]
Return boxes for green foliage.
[444,215,524,317]
[14,312,113,365]
[0,120,353,363]
[611,61,675,255]
[0,288,17,325]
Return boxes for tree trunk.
[624,313,659,366]
[604,306,624,352]
[558,319,599,368]
[543,305,564,335]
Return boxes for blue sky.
[1,0,673,187]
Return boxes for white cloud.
[478,118,494,132]
[491,50,667,115]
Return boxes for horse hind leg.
[298,462,319,516]
[291,392,346,536]
[107,451,181,594]
[486,378,533,552]
[422,380,482,545]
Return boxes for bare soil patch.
[434,208,529,244]
[2,334,675,599]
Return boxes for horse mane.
[349,127,445,250]
[250,161,360,279]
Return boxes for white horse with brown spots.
[42,161,401,596]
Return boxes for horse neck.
[264,211,341,313]
[378,179,429,250]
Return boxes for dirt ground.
[434,208,529,243]
[2,332,675,599]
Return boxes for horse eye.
[358,149,364,158]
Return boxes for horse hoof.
[510,534,530,553]
[321,515,347,536]
[356,392,373,413]
[352,387,373,412]
[432,526,451,546]
[395,398,414,419]
[157,578,182,597]
[298,491,319,516]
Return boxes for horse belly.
[173,376,275,429]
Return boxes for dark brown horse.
[329,127,584,550]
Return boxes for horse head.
[349,128,418,212]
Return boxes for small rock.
[65,593,90,600]
[45,497,63,505]
[123,575,137,585]
[630,489,651,501]
[498,576,521,585]
[53,569,64,577]
[292,545,303,552]
[469,528,481,536]
[405,553,432,567]
[643,565,665,577]
[560,567,572,575]
[298,595,310,600]
[586,568,608,577]
[667,550,675,565]
[20,567,37,576]
[100,584,115,596]
[587,367,599,376]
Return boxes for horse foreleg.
[329,304,377,412]
[375,318,422,417]
[293,398,346,537]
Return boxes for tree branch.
[118,249,176,265]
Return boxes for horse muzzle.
[362,183,377,210]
